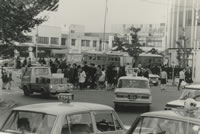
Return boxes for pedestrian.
[98,68,106,90]
[78,67,86,90]
[137,64,143,77]
[7,71,13,90]
[160,68,168,91]
[1,66,8,90]
[177,68,185,91]
[185,68,193,84]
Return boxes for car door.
[93,111,125,134]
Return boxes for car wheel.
[114,103,120,112]
[154,83,158,86]
[23,86,30,96]
[41,89,49,99]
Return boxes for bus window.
[89,56,93,60]
[97,56,101,60]
[93,55,96,60]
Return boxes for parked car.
[165,84,200,110]
[0,93,127,134]
[113,76,152,111]
[20,64,73,98]
[127,99,200,134]
[149,74,160,86]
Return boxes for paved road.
[0,84,181,127]
[0,69,182,126]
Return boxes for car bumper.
[113,100,151,107]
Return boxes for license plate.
[129,95,137,101]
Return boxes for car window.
[94,111,116,132]
[117,79,149,89]
[68,113,93,134]
[35,68,49,75]
[1,111,56,134]
[131,117,200,134]
[61,116,70,134]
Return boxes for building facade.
[111,23,166,52]
[167,0,200,66]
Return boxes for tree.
[0,0,59,45]
[113,27,143,67]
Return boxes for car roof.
[184,84,200,90]
[119,76,149,81]
[141,110,200,124]
[13,102,113,115]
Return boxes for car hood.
[166,100,200,107]
[115,88,151,94]
[0,132,13,134]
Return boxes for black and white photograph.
[0,0,200,133]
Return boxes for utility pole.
[35,25,39,62]
[192,0,199,80]
[102,0,108,51]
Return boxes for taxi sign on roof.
[58,93,74,103]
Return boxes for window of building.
[61,38,66,46]
[81,40,86,47]
[51,37,59,45]
[86,40,90,47]
[71,39,76,46]
[38,36,49,44]
[93,41,97,47]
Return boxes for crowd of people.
[0,56,194,91]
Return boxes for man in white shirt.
[178,68,185,91]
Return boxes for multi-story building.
[166,0,200,66]
[111,23,166,52]
[67,25,101,53]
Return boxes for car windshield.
[35,68,49,75]
[132,116,200,134]
[117,79,149,89]
[180,90,200,101]
[1,111,56,134]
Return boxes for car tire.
[154,83,158,86]
[114,103,120,112]
[23,86,31,96]
[41,89,49,99]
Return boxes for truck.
[20,65,73,98]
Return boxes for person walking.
[78,67,86,90]
[177,68,185,91]
[185,68,193,85]
[7,71,13,90]
[1,67,8,90]
[160,68,168,91]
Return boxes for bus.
[135,53,163,67]
[82,51,132,67]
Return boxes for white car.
[113,76,152,111]
[127,99,200,134]
[0,93,127,134]
[165,84,200,110]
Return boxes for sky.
[43,0,169,32]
